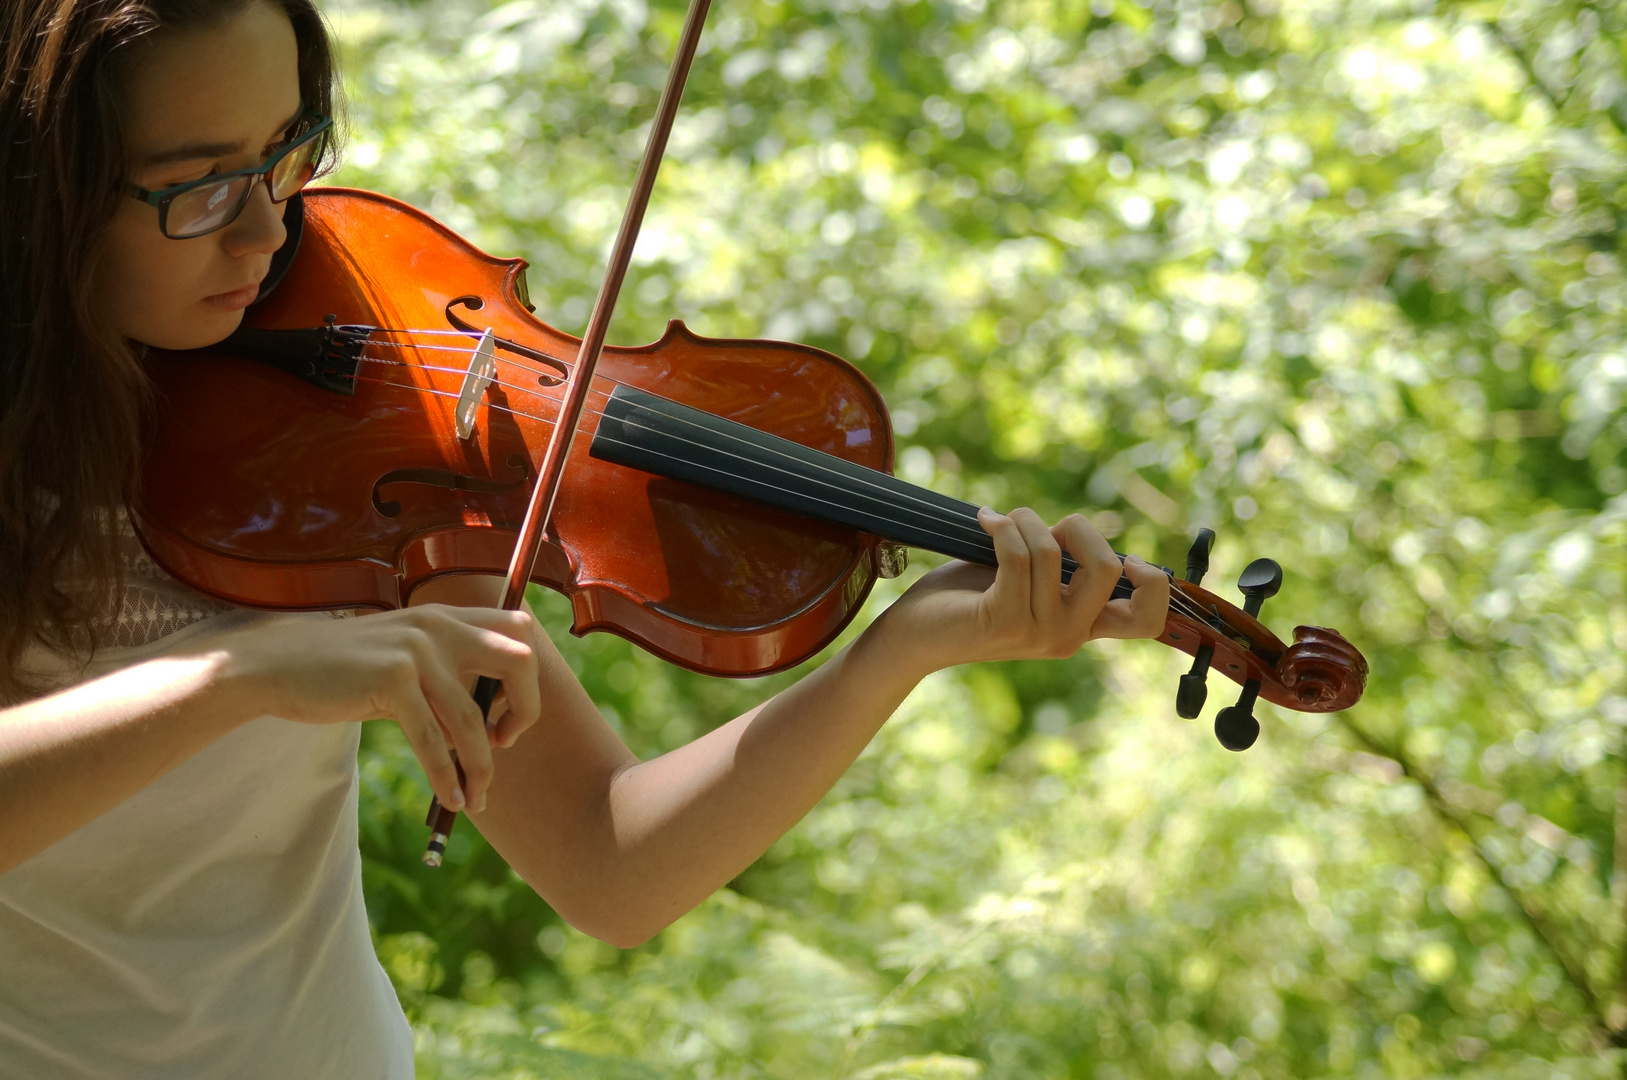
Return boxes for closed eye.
[159,165,222,187]
[263,130,296,159]
[259,126,304,162]
[135,105,306,176]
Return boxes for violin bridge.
[454,329,498,441]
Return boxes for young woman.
[0,0,1170,1074]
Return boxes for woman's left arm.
[436,509,1168,948]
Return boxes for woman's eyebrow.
[137,107,306,168]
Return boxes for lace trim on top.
[109,513,348,650]
[107,520,235,648]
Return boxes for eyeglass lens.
[164,130,324,238]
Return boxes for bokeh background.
[323,0,1627,1074]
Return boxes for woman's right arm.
[0,604,544,875]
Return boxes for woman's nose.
[220,179,287,259]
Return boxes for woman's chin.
[132,307,247,352]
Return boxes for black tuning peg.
[1173,528,1219,720]
[1185,528,1216,585]
[1214,679,1261,751]
[1237,557,1282,618]
[1176,643,1214,719]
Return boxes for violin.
[134,0,1365,865]
[137,186,1367,734]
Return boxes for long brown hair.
[0,0,336,701]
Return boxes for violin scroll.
[1160,529,1368,750]
[1278,626,1369,712]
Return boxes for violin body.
[139,186,1366,715]
[139,187,898,675]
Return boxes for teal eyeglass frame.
[128,111,334,239]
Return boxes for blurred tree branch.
[1448,0,1627,140]
[1332,715,1623,1048]
[1615,771,1627,1032]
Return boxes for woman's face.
[96,0,303,350]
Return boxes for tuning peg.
[1185,528,1216,585]
[1237,557,1282,618]
[1214,678,1261,751]
[1176,643,1214,719]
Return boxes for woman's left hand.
[870,507,1171,676]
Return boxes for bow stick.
[423,0,716,866]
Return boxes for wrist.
[849,605,946,688]
[207,649,269,734]
[174,624,280,736]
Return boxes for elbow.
[598,923,662,951]
[555,902,672,950]
[540,879,680,950]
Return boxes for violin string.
[363,334,573,370]
[338,368,1224,628]
[350,340,1010,542]
[356,352,581,402]
[354,380,1221,629]
[346,335,1224,628]
[356,338,1082,571]
[586,398,1222,627]
[584,409,1219,627]
[351,335,1039,555]
[368,328,489,336]
[340,358,1225,630]
[347,356,1012,553]
[351,337,1219,624]
[360,333,748,408]
[358,339,659,413]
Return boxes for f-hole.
[444,296,569,386]
[372,453,531,518]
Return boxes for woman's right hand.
[207,605,544,814]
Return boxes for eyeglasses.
[129,112,333,240]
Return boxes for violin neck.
[591,385,1133,600]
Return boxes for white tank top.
[0,516,415,1078]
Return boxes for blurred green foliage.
[326,0,1627,1074]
